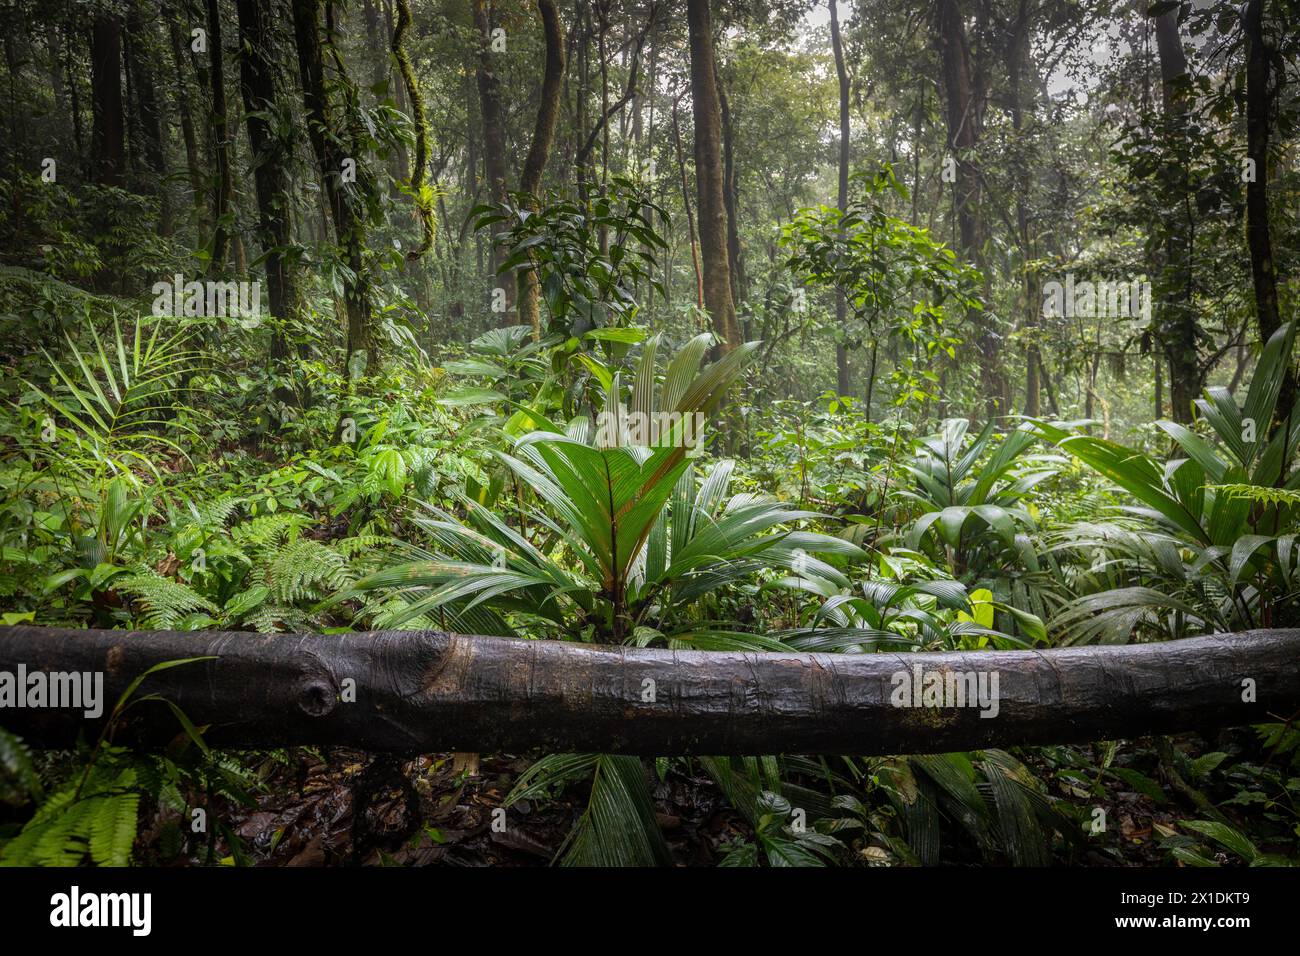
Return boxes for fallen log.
[0,626,1297,755]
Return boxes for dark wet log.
[0,627,1297,755]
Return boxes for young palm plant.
[22,311,204,481]
[1037,322,1300,642]
[346,334,861,647]
[899,418,1066,635]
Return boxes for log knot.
[297,678,337,718]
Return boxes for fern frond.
[0,727,42,805]
[266,539,352,602]
[243,603,318,634]
[89,791,140,867]
[117,570,217,629]
[184,494,241,532]
[230,512,311,553]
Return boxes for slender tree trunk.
[517,0,565,339]
[910,83,922,226]
[205,0,233,274]
[89,13,126,187]
[719,82,745,317]
[830,0,851,396]
[1038,352,1059,416]
[1243,0,1294,426]
[1009,3,1038,417]
[65,35,86,171]
[935,0,1003,417]
[292,0,376,374]
[574,0,590,193]
[596,0,610,255]
[236,0,300,358]
[474,0,513,324]
[169,19,205,236]
[46,23,67,139]
[1151,347,1162,420]
[392,0,434,260]
[672,95,703,311]
[686,0,740,351]
[125,7,170,235]
[1153,7,1199,423]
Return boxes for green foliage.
[344,334,858,646]
[782,166,976,408]
[475,178,668,337]
[22,312,203,479]
[1038,322,1300,641]
[2,0,1299,872]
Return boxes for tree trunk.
[1243,0,1294,427]
[1154,347,1164,420]
[474,0,513,324]
[125,7,170,235]
[65,32,86,172]
[89,13,126,187]
[205,0,233,274]
[291,0,376,374]
[169,19,205,236]
[517,0,566,339]
[596,0,610,256]
[686,0,741,352]
[1153,7,1199,424]
[1008,2,1038,417]
[719,82,745,316]
[2,626,1296,756]
[392,0,434,260]
[672,95,703,311]
[830,0,851,397]
[935,0,1003,417]
[236,0,300,359]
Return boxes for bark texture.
[237,0,300,356]
[291,0,376,373]
[935,0,1005,417]
[686,0,741,351]
[90,13,126,187]
[474,0,513,322]
[1243,0,1294,425]
[517,0,566,338]
[1153,6,1199,423]
[829,0,850,398]
[1,626,1296,756]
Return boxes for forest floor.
[129,741,1225,867]
[155,749,751,867]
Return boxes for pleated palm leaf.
[782,575,1045,653]
[902,419,1058,567]
[345,334,865,866]
[23,312,203,480]
[347,334,861,648]
[899,418,1063,636]
[1038,321,1300,641]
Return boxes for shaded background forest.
[3,0,1296,428]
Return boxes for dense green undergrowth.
[2,281,1298,866]
[3,158,1300,866]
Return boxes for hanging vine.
[392,0,435,259]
